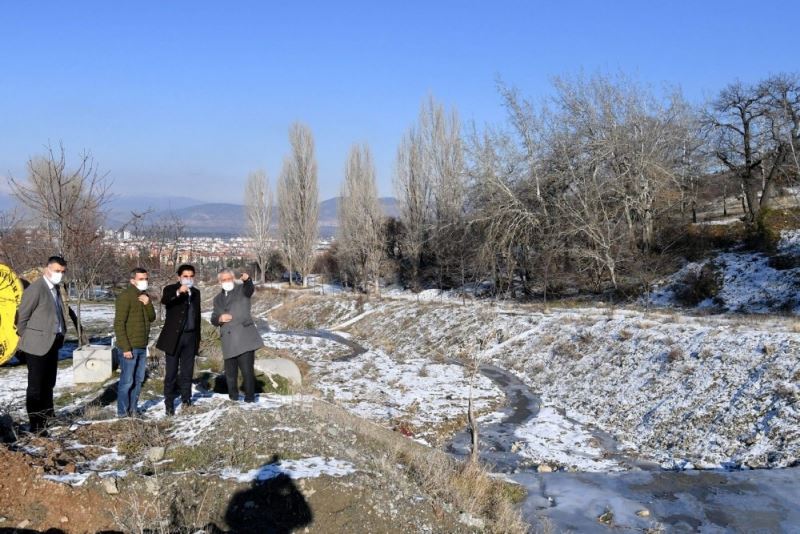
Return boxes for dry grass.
[267,293,361,330]
[309,398,531,533]
[552,340,581,360]
[666,346,684,364]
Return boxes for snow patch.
[219,457,355,482]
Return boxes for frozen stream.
[452,364,800,532]
[271,326,800,532]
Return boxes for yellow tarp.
[0,264,24,365]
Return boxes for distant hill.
[148,196,399,236]
[2,192,399,237]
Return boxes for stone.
[17,520,30,529]
[537,463,554,473]
[60,516,69,523]
[458,512,485,529]
[253,357,302,386]
[598,510,614,524]
[102,477,119,495]
[146,446,166,463]
[145,478,160,494]
[636,509,650,518]
[0,413,16,443]
[73,345,114,384]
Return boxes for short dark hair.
[176,264,195,276]
[130,267,148,278]
[47,256,66,267]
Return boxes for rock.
[102,478,119,495]
[145,478,160,494]
[537,463,554,473]
[17,520,30,529]
[0,413,16,443]
[73,345,114,383]
[63,463,76,474]
[146,446,166,463]
[60,516,69,523]
[458,512,485,529]
[254,357,303,386]
[598,510,614,524]
[636,509,650,518]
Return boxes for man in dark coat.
[156,264,201,415]
[210,269,263,402]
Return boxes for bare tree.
[7,142,111,344]
[761,73,800,180]
[338,144,384,295]
[277,123,319,287]
[705,81,772,220]
[244,170,273,283]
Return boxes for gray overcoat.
[210,278,264,359]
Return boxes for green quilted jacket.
[114,284,156,352]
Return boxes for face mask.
[221,282,234,292]
[135,280,149,291]
[180,277,194,288]
[48,271,63,285]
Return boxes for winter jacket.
[114,283,156,352]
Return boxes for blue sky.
[1,1,798,204]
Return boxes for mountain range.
[0,193,399,237]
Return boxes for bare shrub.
[674,262,722,307]
[666,347,684,363]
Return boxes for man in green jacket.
[114,267,155,417]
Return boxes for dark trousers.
[25,335,63,433]
[164,332,196,408]
[224,350,256,402]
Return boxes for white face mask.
[180,277,194,288]
[135,280,149,291]
[221,281,234,292]
[48,270,63,285]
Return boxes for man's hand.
[123,351,133,359]
[138,294,150,305]
[240,272,250,282]
[178,284,190,294]
[219,313,233,323]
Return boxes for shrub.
[674,262,722,306]
[756,207,800,252]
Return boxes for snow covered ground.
[271,294,799,470]
[649,229,800,313]
[260,328,502,446]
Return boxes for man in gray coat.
[210,269,263,402]
[15,256,77,434]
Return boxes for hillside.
[132,196,399,236]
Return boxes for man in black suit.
[156,264,201,415]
